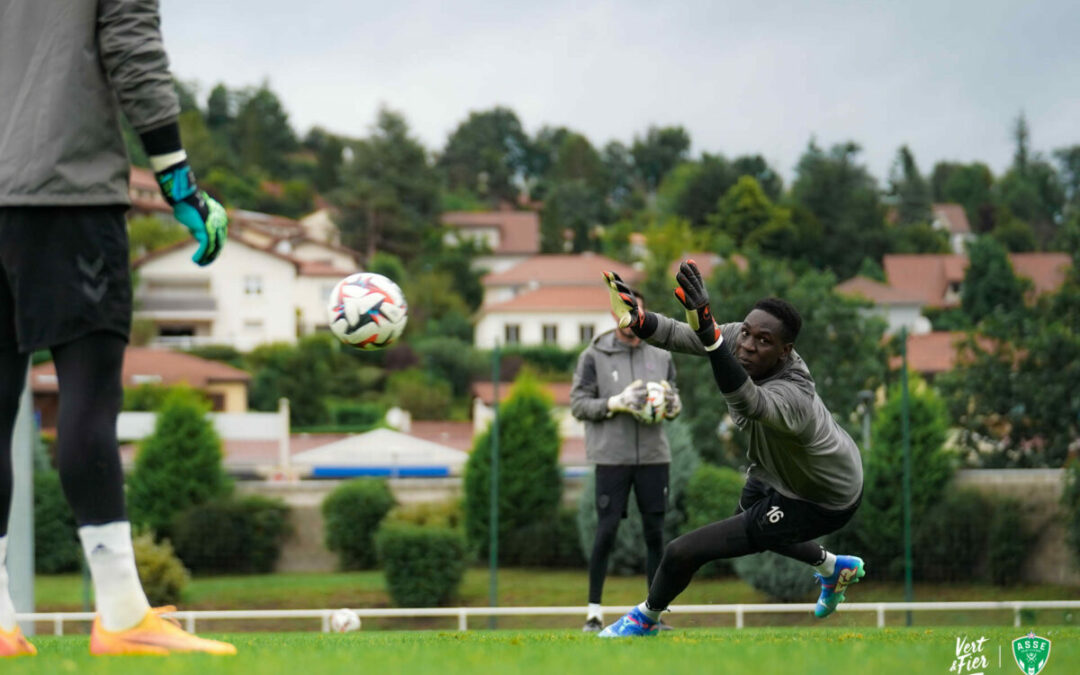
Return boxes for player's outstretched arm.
[602,271,705,355]
[673,260,749,394]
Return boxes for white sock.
[79,522,151,631]
[587,603,603,621]
[814,552,837,577]
[0,537,16,631]
[637,601,661,623]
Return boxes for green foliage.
[931,161,994,233]
[913,489,990,582]
[126,388,232,539]
[325,399,385,428]
[385,369,453,420]
[183,345,246,370]
[375,524,467,607]
[732,552,818,602]
[680,464,744,575]
[1064,465,1080,567]
[708,176,793,250]
[504,507,586,568]
[385,499,463,530]
[850,375,954,580]
[631,126,691,192]
[367,252,407,289]
[439,107,529,203]
[33,470,81,574]
[127,215,187,260]
[464,372,562,561]
[123,383,199,411]
[172,496,292,574]
[402,270,471,338]
[540,179,609,253]
[657,154,737,227]
[889,222,951,254]
[889,145,932,226]
[132,531,189,607]
[990,218,1038,252]
[987,498,1033,586]
[414,338,483,398]
[234,85,299,177]
[961,236,1028,324]
[576,418,701,574]
[322,479,396,570]
[494,344,585,378]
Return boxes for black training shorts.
[594,463,669,518]
[0,206,132,353]
[736,477,861,550]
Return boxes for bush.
[680,464,745,575]
[576,418,701,575]
[1065,464,1080,567]
[172,496,292,574]
[376,524,467,607]
[385,369,453,420]
[913,488,990,582]
[493,344,584,377]
[987,498,1033,586]
[33,470,81,574]
[464,372,562,562]
[126,388,232,539]
[132,531,189,606]
[385,500,463,530]
[414,338,484,398]
[504,507,585,568]
[323,479,396,570]
[733,552,819,602]
[326,399,385,428]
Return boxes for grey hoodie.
[0,0,179,205]
[570,329,678,465]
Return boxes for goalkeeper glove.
[660,380,682,419]
[603,271,658,338]
[155,160,228,266]
[607,379,647,417]
[673,259,723,351]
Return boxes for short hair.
[753,297,802,343]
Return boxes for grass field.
[7,627,1079,675]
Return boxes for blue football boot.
[597,606,660,638]
[814,555,866,618]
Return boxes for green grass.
[7,627,1080,675]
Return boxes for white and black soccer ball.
[329,608,362,633]
[640,381,667,425]
[327,273,408,350]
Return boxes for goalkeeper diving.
[597,261,866,637]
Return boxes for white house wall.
[475,310,617,349]
[290,241,358,269]
[296,275,342,335]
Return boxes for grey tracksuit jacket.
[570,329,678,465]
[647,314,863,509]
[0,0,179,205]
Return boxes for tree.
[961,236,1028,325]
[1053,145,1080,219]
[540,179,608,253]
[439,107,529,204]
[708,175,793,251]
[931,161,995,233]
[127,388,231,538]
[332,107,440,261]
[127,215,187,260]
[233,84,298,178]
[631,125,691,192]
[304,127,345,193]
[463,372,562,561]
[790,141,889,279]
[205,84,233,132]
[889,145,931,226]
[995,114,1065,247]
[602,140,642,215]
[732,154,783,202]
[657,154,737,227]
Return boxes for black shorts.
[0,206,132,353]
[736,477,860,549]
[595,463,669,518]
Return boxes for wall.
[475,310,613,349]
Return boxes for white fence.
[18,601,1080,635]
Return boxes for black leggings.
[0,332,127,535]
[588,510,665,604]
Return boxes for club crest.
[1012,633,1051,675]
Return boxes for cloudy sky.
[161,0,1079,184]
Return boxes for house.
[890,331,998,380]
[882,252,1071,308]
[441,209,541,274]
[31,347,252,430]
[127,166,173,218]
[133,233,361,350]
[930,203,975,254]
[834,275,931,336]
[481,252,640,306]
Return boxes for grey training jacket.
[0,0,180,206]
[570,329,678,465]
[648,314,863,509]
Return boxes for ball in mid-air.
[329,608,361,633]
[327,273,408,350]
[640,381,668,425]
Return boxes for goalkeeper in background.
[570,288,682,633]
[0,0,231,656]
[597,262,865,637]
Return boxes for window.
[579,323,595,343]
[244,319,264,332]
[244,275,263,295]
[542,324,558,344]
[504,324,520,345]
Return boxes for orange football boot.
[90,606,236,655]
[0,625,36,657]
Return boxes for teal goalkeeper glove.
[155,161,228,266]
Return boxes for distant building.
[441,209,541,274]
[930,203,975,254]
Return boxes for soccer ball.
[329,608,361,633]
[327,273,408,350]
[640,381,667,425]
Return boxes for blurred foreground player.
[0,0,230,656]
[597,262,866,637]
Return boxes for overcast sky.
[161,0,1079,185]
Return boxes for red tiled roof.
[483,253,641,287]
[931,203,971,234]
[297,260,354,277]
[482,285,613,313]
[32,347,251,394]
[835,276,925,305]
[884,253,1072,307]
[472,380,573,406]
[890,331,999,374]
[441,210,541,255]
[1010,253,1072,296]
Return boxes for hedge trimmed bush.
[913,488,990,582]
[376,524,467,607]
[680,464,745,575]
[733,551,818,602]
[33,470,81,574]
[1065,464,1080,568]
[326,399,385,428]
[323,479,396,570]
[504,507,585,568]
[133,531,189,606]
[987,498,1033,586]
[173,496,292,574]
[385,499,463,530]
